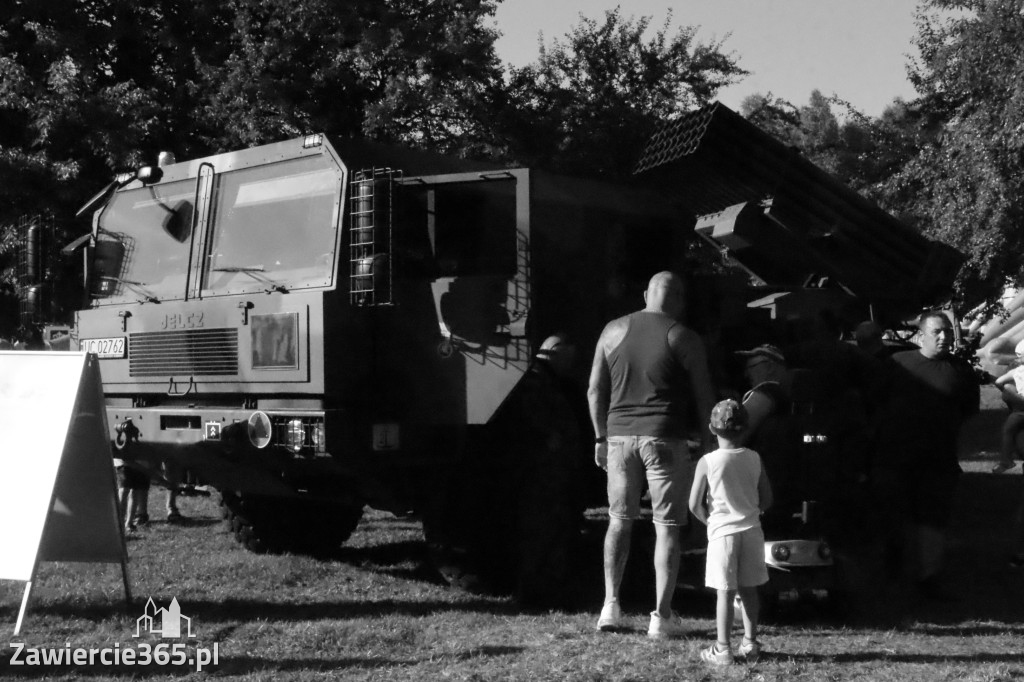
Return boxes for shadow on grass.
[0,645,525,677]
[765,651,1024,664]
[10,596,522,624]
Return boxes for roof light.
[302,134,324,149]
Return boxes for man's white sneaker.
[596,600,624,631]
[647,611,685,639]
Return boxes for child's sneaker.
[992,461,1017,474]
[700,642,734,665]
[737,638,761,662]
[647,611,685,639]
[596,600,624,631]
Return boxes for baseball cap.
[736,343,786,364]
[709,398,748,436]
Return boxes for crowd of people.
[581,271,993,666]
[5,274,1017,664]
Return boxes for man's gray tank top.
[606,311,688,438]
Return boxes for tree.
[199,0,504,153]
[878,0,1024,306]
[0,0,505,329]
[738,90,906,194]
[495,8,747,178]
[0,0,211,333]
[739,92,801,145]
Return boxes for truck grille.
[129,328,239,377]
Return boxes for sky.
[491,0,921,117]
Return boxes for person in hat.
[588,271,716,638]
[492,332,587,606]
[689,399,773,665]
[992,337,1024,474]
[735,344,791,436]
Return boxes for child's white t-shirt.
[701,446,763,541]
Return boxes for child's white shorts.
[705,526,769,590]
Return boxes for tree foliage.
[495,8,747,178]
[0,0,503,330]
[879,0,1024,306]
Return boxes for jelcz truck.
[72,132,691,604]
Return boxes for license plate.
[80,336,126,358]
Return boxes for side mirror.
[75,166,165,218]
[136,166,163,185]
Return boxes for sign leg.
[121,555,132,605]
[14,580,33,636]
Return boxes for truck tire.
[218,491,363,556]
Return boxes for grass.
[2,399,1023,680]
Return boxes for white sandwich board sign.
[0,351,129,634]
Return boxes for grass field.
[1,402,1023,680]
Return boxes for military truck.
[67,103,962,606]
[69,131,696,604]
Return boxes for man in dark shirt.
[873,311,979,599]
[588,271,716,638]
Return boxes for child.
[689,399,773,665]
[114,454,150,533]
[993,338,1024,473]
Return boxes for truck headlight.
[772,544,791,562]
[285,419,304,453]
[247,411,272,449]
[311,422,325,453]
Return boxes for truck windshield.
[96,180,196,301]
[201,156,342,295]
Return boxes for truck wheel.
[218,491,363,556]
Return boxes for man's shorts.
[116,465,151,491]
[606,436,691,526]
[705,526,769,590]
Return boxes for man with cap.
[588,271,716,638]
[501,333,587,604]
[735,344,791,436]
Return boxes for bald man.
[588,271,716,638]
